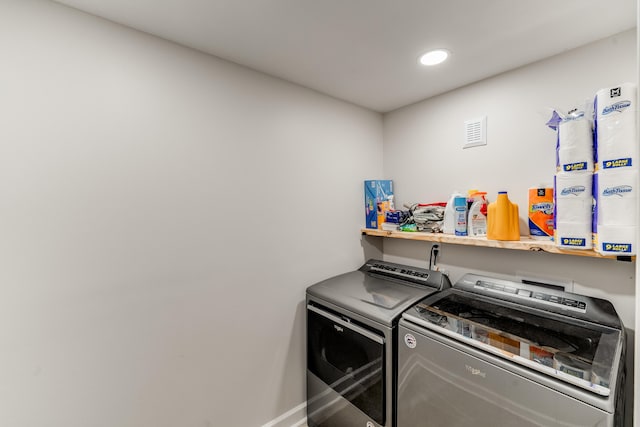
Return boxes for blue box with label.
[365,180,394,229]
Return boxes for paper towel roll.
[595,82,638,171]
[557,117,594,173]
[594,169,638,226]
[555,222,593,250]
[554,172,593,223]
[594,224,636,255]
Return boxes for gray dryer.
[306,259,451,427]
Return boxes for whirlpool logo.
[602,185,632,197]
[602,100,632,115]
[404,333,417,349]
[465,364,486,378]
[560,185,585,196]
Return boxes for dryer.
[397,273,626,427]
[306,259,451,427]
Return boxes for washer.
[397,273,626,427]
[306,259,451,427]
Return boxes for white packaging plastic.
[595,83,638,171]
[443,191,464,235]
[557,112,594,173]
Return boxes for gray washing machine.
[397,273,626,427]
[306,259,451,427]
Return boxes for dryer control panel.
[360,259,451,289]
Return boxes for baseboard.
[261,401,307,427]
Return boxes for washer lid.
[453,273,622,328]
[402,278,625,397]
[306,259,449,326]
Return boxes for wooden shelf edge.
[361,228,635,261]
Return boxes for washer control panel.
[474,280,587,313]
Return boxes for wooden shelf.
[361,228,635,261]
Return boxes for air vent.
[464,116,487,149]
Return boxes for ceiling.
[52,0,637,113]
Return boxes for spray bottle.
[454,196,468,236]
[467,191,488,236]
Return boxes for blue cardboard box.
[365,180,394,229]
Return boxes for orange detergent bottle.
[487,191,520,241]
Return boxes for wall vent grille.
[464,116,487,148]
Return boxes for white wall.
[0,1,383,426]
[383,29,636,325]
[1,1,635,425]
[381,29,637,425]
[636,5,640,425]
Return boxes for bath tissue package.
[554,172,593,249]
[593,169,638,226]
[593,169,638,256]
[595,83,638,171]
[594,225,636,255]
[557,115,594,173]
[555,222,593,250]
[596,119,638,170]
[554,173,593,224]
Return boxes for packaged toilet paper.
[593,169,638,226]
[595,83,638,171]
[593,169,638,256]
[557,112,594,173]
[595,83,637,119]
[554,173,593,224]
[594,225,636,255]
[554,172,593,249]
[555,222,593,249]
[596,122,638,170]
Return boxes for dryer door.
[307,303,385,426]
[397,323,613,427]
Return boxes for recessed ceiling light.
[419,49,449,66]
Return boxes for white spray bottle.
[467,191,488,236]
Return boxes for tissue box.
[365,180,393,229]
